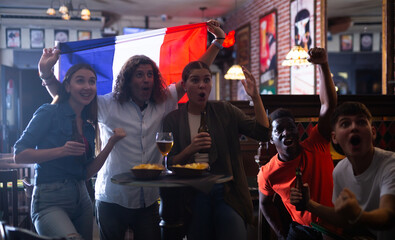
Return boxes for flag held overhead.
[57,22,207,102]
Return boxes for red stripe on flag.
[160,23,207,103]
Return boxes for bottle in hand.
[295,167,306,211]
[198,111,210,153]
[71,119,87,162]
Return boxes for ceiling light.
[80,8,91,20]
[59,4,68,14]
[46,7,56,16]
[282,45,311,66]
[62,13,71,20]
[224,64,245,80]
[46,0,91,21]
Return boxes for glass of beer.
[155,132,174,174]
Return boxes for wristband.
[211,40,223,50]
[40,73,56,87]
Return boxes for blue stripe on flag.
[59,37,116,95]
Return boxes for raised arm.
[308,47,337,140]
[241,67,269,128]
[86,128,126,179]
[176,20,226,99]
[198,20,226,65]
[38,47,62,98]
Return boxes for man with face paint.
[257,47,337,240]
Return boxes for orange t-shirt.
[257,125,334,226]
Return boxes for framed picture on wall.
[77,30,92,41]
[6,28,21,48]
[259,9,277,95]
[291,0,315,52]
[236,24,251,70]
[290,0,316,95]
[340,34,353,52]
[54,29,69,43]
[30,29,45,49]
[360,33,373,51]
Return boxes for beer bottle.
[295,167,306,211]
[198,111,210,153]
[255,142,270,166]
[71,119,84,143]
[71,119,86,162]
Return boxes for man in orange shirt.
[257,47,337,239]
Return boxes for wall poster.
[259,10,277,95]
[6,28,21,48]
[236,24,251,70]
[54,29,69,43]
[360,33,373,51]
[78,30,92,41]
[340,34,353,52]
[290,0,316,95]
[236,24,251,100]
[30,29,45,49]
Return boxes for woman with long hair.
[14,63,125,240]
[163,61,269,240]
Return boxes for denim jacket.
[14,102,95,184]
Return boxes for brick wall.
[223,0,323,94]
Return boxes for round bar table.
[111,172,232,240]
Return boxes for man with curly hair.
[38,20,225,240]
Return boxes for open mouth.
[284,138,294,146]
[199,92,206,98]
[80,92,93,99]
[350,135,361,146]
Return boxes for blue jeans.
[31,179,93,240]
[188,183,247,240]
[95,200,160,240]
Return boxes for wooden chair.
[20,177,34,231]
[0,162,34,182]
[0,170,18,226]
[0,221,66,240]
[0,162,34,229]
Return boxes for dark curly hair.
[113,55,168,105]
[269,108,295,123]
[268,108,295,136]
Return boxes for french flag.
[56,22,208,102]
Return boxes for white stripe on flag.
[112,28,167,89]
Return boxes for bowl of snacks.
[131,164,164,179]
[171,163,209,177]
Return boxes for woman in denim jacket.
[13,63,125,240]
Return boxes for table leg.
[159,187,186,240]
